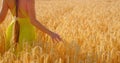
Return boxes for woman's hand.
[49,32,63,43]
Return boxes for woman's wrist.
[47,30,53,36]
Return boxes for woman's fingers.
[52,38,60,43]
[55,33,63,41]
[52,38,58,43]
[56,36,62,42]
[50,32,63,43]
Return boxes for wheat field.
[0,0,120,63]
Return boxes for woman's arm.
[28,0,62,42]
[0,0,9,24]
[27,0,53,36]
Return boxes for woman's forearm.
[31,19,63,42]
[31,19,53,35]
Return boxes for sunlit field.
[0,0,120,63]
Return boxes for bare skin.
[0,0,62,43]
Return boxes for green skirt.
[6,18,36,51]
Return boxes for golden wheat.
[0,0,120,63]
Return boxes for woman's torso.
[6,0,30,18]
[5,0,36,51]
